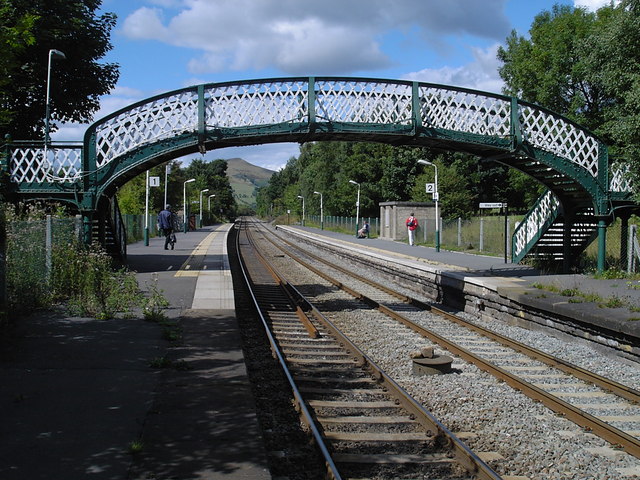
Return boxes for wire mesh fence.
[4,216,81,312]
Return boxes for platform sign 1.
[149,176,160,187]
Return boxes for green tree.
[580,0,640,186]
[1,0,119,140]
[498,1,640,196]
[184,158,236,220]
[0,1,37,129]
[497,4,608,131]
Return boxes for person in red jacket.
[406,213,418,246]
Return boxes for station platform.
[0,223,271,480]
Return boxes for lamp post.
[418,160,439,251]
[349,180,360,237]
[164,163,170,208]
[297,195,305,226]
[199,188,209,227]
[183,178,195,233]
[144,171,151,246]
[208,194,216,212]
[44,49,66,170]
[313,191,323,230]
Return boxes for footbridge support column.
[597,218,607,273]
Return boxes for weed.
[560,288,579,297]
[149,356,172,368]
[142,274,170,322]
[174,359,192,371]
[593,268,628,280]
[568,298,583,303]
[161,320,182,342]
[602,296,624,308]
[128,440,144,454]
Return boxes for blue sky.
[55,0,613,171]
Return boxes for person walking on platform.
[406,212,418,246]
[158,204,177,250]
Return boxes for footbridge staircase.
[2,76,637,270]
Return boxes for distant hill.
[225,157,275,208]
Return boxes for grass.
[531,282,635,311]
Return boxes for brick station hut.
[379,201,435,241]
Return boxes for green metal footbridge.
[3,77,637,270]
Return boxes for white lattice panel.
[94,90,199,167]
[514,190,560,256]
[205,80,308,128]
[419,86,511,137]
[610,163,632,192]
[519,105,599,177]
[10,146,82,183]
[315,80,412,125]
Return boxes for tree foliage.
[117,159,237,222]
[0,0,119,140]
[0,1,37,129]
[498,1,640,193]
[256,142,541,221]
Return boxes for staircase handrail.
[512,190,561,263]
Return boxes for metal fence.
[3,216,81,310]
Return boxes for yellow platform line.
[174,231,219,277]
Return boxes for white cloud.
[574,0,619,11]
[402,43,504,94]
[121,7,169,41]
[120,0,510,76]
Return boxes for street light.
[349,180,360,237]
[199,188,209,227]
[44,49,66,171]
[297,195,305,226]
[418,160,440,251]
[313,191,323,230]
[183,178,195,233]
[208,194,216,212]
[164,163,170,208]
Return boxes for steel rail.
[256,220,640,460]
[243,220,503,480]
[273,226,640,404]
[233,222,342,480]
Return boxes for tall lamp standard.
[183,178,195,233]
[208,194,216,212]
[313,191,323,230]
[199,188,209,227]
[44,49,66,168]
[164,163,170,208]
[418,160,440,252]
[348,180,360,237]
[297,195,305,226]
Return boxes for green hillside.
[226,157,274,208]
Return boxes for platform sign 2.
[479,203,509,263]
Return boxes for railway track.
[247,218,640,462]
[235,220,502,480]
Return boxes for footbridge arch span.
[5,76,634,269]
